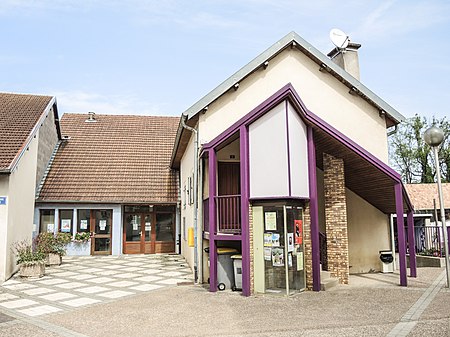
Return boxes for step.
[320,277,339,291]
[320,270,331,279]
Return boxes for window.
[59,209,73,233]
[77,209,90,233]
[156,213,174,241]
[40,209,55,233]
[94,210,112,234]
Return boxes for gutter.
[180,115,200,283]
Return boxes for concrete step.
[320,270,331,279]
[320,277,339,291]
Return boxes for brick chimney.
[327,42,361,81]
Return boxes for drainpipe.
[181,115,199,283]
[387,125,398,137]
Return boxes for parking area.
[0,254,193,318]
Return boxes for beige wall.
[0,175,10,281]
[1,132,40,281]
[198,48,389,163]
[346,189,390,273]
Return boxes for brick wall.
[303,204,313,290]
[249,204,254,295]
[323,153,349,284]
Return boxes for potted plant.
[12,240,46,278]
[35,232,71,266]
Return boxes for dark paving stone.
[0,312,15,323]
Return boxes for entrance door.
[253,203,305,295]
[124,212,152,254]
[123,205,176,254]
[91,210,113,255]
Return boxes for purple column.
[240,126,251,296]
[208,149,217,292]
[395,183,407,286]
[307,126,321,291]
[407,210,417,278]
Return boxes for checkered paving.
[0,254,192,318]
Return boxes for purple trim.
[249,196,309,201]
[285,100,292,196]
[395,183,407,286]
[407,211,417,278]
[307,126,321,291]
[208,149,217,292]
[240,125,251,296]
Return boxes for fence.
[405,225,450,257]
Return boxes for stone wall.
[323,153,349,284]
[249,204,254,295]
[303,204,313,290]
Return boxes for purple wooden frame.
[202,83,413,293]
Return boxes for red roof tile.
[405,183,450,210]
[0,93,53,171]
[38,113,180,203]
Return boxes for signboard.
[0,197,6,205]
[264,212,277,230]
[61,219,71,233]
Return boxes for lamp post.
[424,125,450,288]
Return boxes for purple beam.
[395,183,407,286]
[307,126,321,291]
[407,210,417,278]
[208,149,217,292]
[285,100,292,196]
[240,125,251,296]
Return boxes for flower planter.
[45,253,62,266]
[19,261,45,278]
[66,240,91,256]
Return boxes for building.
[0,93,61,281]
[171,32,416,296]
[35,113,180,256]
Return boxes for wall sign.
[0,197,6,205]
[294,220,303,245]
[264,212,277,230]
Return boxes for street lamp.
[424,125,450,288]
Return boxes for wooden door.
[218,162,240,196]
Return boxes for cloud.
[353,0,450,41]
[53,90,173,116]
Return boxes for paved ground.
[1,257,449,336]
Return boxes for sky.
[1,0,449,120]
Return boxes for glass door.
[260,203,305,295]
[92,210,113,255]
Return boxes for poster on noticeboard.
[294,220,303,245]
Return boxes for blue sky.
[1,0,449,120]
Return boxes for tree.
[389,115,450,183]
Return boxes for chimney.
[85,111,96,122]
[327,42,361,80]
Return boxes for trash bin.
[231,255,242,291]
[379,250,394,273]
[204,247,238,290]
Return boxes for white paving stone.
[130,284,163,292]
[81,268,104,273]
[0,299,38,309]
[106,280,139,288]
[0,293,19,301]
[139,269,162,275]
[37,278,68,285]
[21,287,55,296]
[97,290,134,298]
[75,286,110,294]
[3,283,37,291]
[2,279,20,286]
[114,273,142,279]
[156,278,185,285]
[158,271,185,277]
[119,267,144,272]
[86,277,114,284]
[56,271,79,277]
[123,262,145,267]
[134,275,162,282]
[55,282,86,289]
[18,304,62,317]
[96,270,121,276]
[61,297,100,307]
[39,292,77,301]
[68,274,97,280]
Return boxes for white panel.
[288,103,310,198]
[249,102,289,198]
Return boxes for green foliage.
[12,240,45,265]
[389,115,450,183]
[34,232,70,256]
[74,232,91,243]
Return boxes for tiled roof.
[38,113,180,203]
[405,183,450,210]
[0,93,53,171]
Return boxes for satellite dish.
[330,28,349,49]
